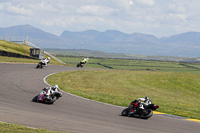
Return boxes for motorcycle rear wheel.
[140,109,153,119]
[44,97,57,104]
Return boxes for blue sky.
[0,0,200,37]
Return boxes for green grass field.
[0,122,65,133]
[57,56,200,73]
[47,70,200,120]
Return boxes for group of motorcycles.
[34,57,89,104]
[34,57,159,119]
[36,57,88,68]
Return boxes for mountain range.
[0,24,200,57]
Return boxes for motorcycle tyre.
[36,63,40,68]
[36,62,43,68]
[32,95,39,102]
[77,63,80,67]
[121,108,129,116]
[139,109,153,119]
[40,62,44,68]
[44,97,57,104]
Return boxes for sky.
[0,0,200,38]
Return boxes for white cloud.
[129,0,134,5]
[77,5,116,16]
[0,0,200,37]
[135,0,155,6]
[1,2,33,16]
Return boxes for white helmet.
[54,84,58,88]
[87,58,89,60]
[52,84,58,91]
[47,57,51,60]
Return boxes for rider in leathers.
[37,85,59,102]
[41,57,50,66]
[80,58,89,64]
[128,96,152,116]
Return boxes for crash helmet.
[52,84,58,91]
[54,84,58,88]
[47,57,51,60]
[145,96,150,100]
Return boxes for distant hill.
[0,25,200,57]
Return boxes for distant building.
[30,48,44,59]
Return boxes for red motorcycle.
[121,103,159,119]
[32,89,62,104]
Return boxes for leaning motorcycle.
[36,59,46,68]
[77,61,85,67]
[32,89,62,104]
[121,104,159,119]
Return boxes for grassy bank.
[47,70,200,120]
[0,122,65,133]
[0,40,63,65]
[0,40,31,56]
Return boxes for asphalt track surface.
[0,63,199,133]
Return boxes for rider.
[41,57,51,66]
[37,84,59,102]
[80,58,89,64]
[51,84,60,92]
[128,96,152,115]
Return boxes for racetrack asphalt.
[0,63,199,133]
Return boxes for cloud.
[129,0,134,5]
[0,2,33,16]
[135,0,155,6]
[0,0,200,37]
[76,5,116,16]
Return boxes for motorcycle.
[121,103,159,119]
[36,60,46,68]
[77,61,85,68]
[32,89,62,104]
[36,59,49,68]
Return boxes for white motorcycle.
[36,59,48,68]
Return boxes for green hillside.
[0,40,31,56]
[0,40,62,65]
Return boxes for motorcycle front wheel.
[121,108,129,116]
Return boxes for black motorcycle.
[121,104,159,119]
[77,61,85,67]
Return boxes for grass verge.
[47,70,200,120]
[57,56,200,73]
[0,122,65,133]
